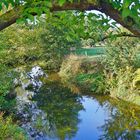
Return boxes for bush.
[102,37,140,101]
[103,37,139,73]
[0,14,82,71]
[75,72,107,94]
[59,55,100,81]
[59,54,106,94]
[0,113,27,140]
[106,67,137,97]
[0,64,17,113]
[59,55,82,82]
[59,36,140,100]
[133,69,140,90]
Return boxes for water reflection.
[33,81,84,140]
[98,99,140,140]
[16,69,140,140]
[33,79,140,140]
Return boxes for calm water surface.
[16,68,140,140]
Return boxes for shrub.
[59,54,106,94]
[59,55,82,82]
[75,72,107,94]
[59,55,101,81]
[59,37,140,98]
[106,67,137,98]
[0,113,27,140]
[103,37,139,73]
[102,37,140,100]
[0,16,82,71]
[0,64,17,113]
[133,68,140,90]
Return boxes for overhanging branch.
[0,1,139,37]
[100,32,140,42]
[82,32,140,44]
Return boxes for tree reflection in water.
[32,75,140,140]
[32,81,84,140]
[97,97,140,140]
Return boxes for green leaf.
[16,18,25,24]
[59,0,66,6]
[44,1,52,8]
[122,8,131,18]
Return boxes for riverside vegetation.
[59,37,140,104]
[0,1,140,139]
[0,25,140,139]
[0,12,82,138]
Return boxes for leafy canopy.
[0,0,139,28]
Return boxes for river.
[15,66,140,140]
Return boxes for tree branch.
[99,1,140,37]
[100,32,140,42]
[0,6,24,31]
[82,32,139,44]
[0,1,139,37]
[0,2,99,31]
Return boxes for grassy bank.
[59,55,140,105]
[59,37,140,106]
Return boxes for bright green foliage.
[0,12,83,71]
[102,37,140,99]
[0,64,17,112]
[59,36,140,101]
[41,11,82,70]
[0,24,46,68]
[0,0,139,139]
[75,72,106,94]
[0,0,139,41]
[0,113,27,140]
[109,0,140,27]
[103,37,140,73]
[59,54,106,93]
[0,0,139,26]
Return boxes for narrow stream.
[15,66,140,140]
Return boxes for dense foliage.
[0,0,139,37]
[59,36,140,104]
[0,13,82,139]
[0,12,83,70]
[0,113,27,140]
[0,64,17,112]
[0,0,139,139]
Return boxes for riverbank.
[59,52,140,106]
[0,22,140,139]
[13,69,140,139]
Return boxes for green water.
[74,47,105,56]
